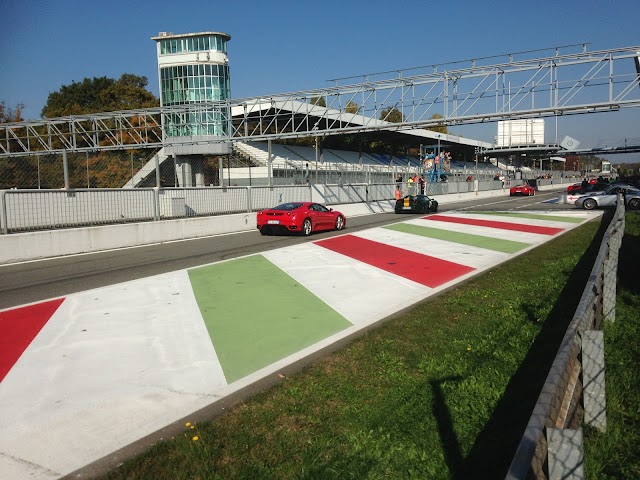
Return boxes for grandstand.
[225,140,507,186]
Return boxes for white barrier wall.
[0,185,565,264]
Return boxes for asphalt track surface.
[0,190,597,479]
[0,191,568,310]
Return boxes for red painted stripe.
[424,214,564,235]
[0,298,64,383]
[315,235,474,288]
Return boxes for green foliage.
[0,101,25,123]
[379,106,404,123]
[310,96,326,107]
[345,101,359,114]
[425,113,448,134]
[41,74,158,118]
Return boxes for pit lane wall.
[0,181,563,264]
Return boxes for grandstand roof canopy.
[230,100,493,152]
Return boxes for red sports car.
[509,183,536,196]
[257,202,346,236]
[567,183,583,194]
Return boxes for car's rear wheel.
[583,198,597,210]
[628,198,640,210]
[420,204,429,214]
[259,227,270,236]
[335,216,345,230]
[302,218,312,236]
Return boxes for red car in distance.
[567,183,583,194]
[257,202,346,236]
[509,183,536,196]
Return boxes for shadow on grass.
[432,211,614,480]
[617,213,640,295]
[431,376,464,474]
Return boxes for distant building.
[496,119,545,147]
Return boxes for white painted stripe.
[262,244,431,327]
[442,211,598,227]
[402,217,553,244]
[350,227,510,270]
[0,270,226,477]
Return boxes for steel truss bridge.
[1,43,639,158]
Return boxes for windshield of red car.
[273,203,304,211]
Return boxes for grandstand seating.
[230,141,538,185]
[233,141,424,172]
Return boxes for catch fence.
[506,196,625,479]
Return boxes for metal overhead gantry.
[1,43,640,158]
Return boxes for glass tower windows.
[159,34,227,55]
[160,63,231,137]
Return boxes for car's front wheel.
[583,198,597,210]
[302,218,312,236]
[335,216,345,230]
[628,198,640,210]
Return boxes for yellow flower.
[466,346,472,351]
[185,422,191,427]
[192,436,199,442]
[190,425,195,429]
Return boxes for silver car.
[575,185,640,210]
[626,190,640,210]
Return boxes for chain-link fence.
[2,147,574,191]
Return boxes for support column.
[175,156,194,187]
[62,150,70,189]
[547,428,584,480]
[193,156,205,187]
[582,330,607,431]
[268,138,273,187]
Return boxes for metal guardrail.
[0,179,528,234]
[505,196,625,479]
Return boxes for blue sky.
[1,0,639,162]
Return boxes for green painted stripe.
[471,211,584,223]
[188,255,352,383]
[384,223,530,254]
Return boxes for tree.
[0,101,25,123]
[345,101,359,114]
[310,96,326,107]
[425,113,448,134]
[41,74,158,117]
[379,106,404,123]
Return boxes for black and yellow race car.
[394,194,439,214]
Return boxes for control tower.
[151,31,232,186]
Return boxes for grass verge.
[584,211,640,479]
[102,214,619,480]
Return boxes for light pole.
[313,122,319,184]
[475,148,478,179]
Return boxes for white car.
[575,185,640,210]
